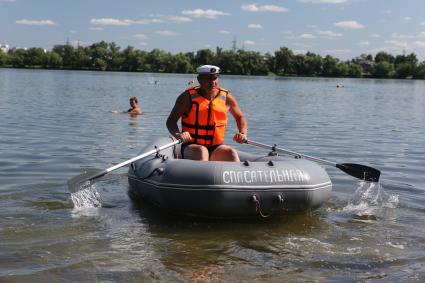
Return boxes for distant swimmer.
[112,96,143,115]
[336,84,344,88]
[154,80,159,85]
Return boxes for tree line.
[1,41,425,79]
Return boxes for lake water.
[1,68,424,282]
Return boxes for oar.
[246,139,380,182]
[68,139,182,193]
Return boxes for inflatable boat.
[128,137,332,218]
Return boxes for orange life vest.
[181,86,229,147]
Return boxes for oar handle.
[246,139,381,182]
[105,139,182,173]
[246,140,336,167]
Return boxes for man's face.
[198,74,219,89]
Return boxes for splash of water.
[70,184,102,208]
[342,181,399,216]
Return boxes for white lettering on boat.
[222,169,310,184]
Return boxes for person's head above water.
[129,96,138,108]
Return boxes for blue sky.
[2,0,425,60]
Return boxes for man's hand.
[233,132,247,144]
[176,131,192,143]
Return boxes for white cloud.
[16,19,56,26]
[248,24,262,29]
[298,0,347,3]
[300,33,316,39]
[370,33,381,38]
[139,42,148,46]
[421,22,425,26]
[418,31,425,38]
[167,16,192,23]
[334,20,365,29]
[317,30,343,37]
[133,34,148,39]
[324,49,352,54]
[182,9,230,19]
[142,19,163,24]
[70,30,77,34]
[391,33,414,39]
[403,16,412,21]
[307,25,318,29]
[156,30,178,36]
[382,10,392,14]
[89,18,163,26]
[243,40,256,45]
[219,30,232,34]
[241,4,288,12]
[385,40,408,48]
[357,41,370,46]
[90,18,133,26]
[90,27,104,31]
[415,41,425,48]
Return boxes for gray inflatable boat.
[128,137,332,218]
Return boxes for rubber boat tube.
[128,137,332,218]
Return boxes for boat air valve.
[243,160,250,166]
[267,160,274,167]
[251,194,259,203]
[156,168,164,175]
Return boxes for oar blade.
[336,163,380,182]
[67,169,106,193]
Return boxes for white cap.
[196,65,220,75]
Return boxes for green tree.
[94,58,107,71]
[87,41,108,69]
[24,47,46,66]
[9,49,27,67]
[322,55,339,77]
[48,52,63,68]
[374,51,394,64]
[373,61,393,78]
[52,44,75,68]
[414,62,425,79]
[121,46,139,71]
[0,50,6,66]
[107,42,123,70]
[194,49,215,66]
[396,63,414,79]
[73,46,90,69]
[216,50,239,74]
[172,53,194,73]
[274,47,293,75]
[347,63,362,78]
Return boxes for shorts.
[181,143,221,159]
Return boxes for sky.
[2,0,425,60]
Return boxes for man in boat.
[166,65,248,161]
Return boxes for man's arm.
[166,91,192,142]
[227,93,248,143]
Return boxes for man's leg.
[183,144,209,161]
[209,145,240,162]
